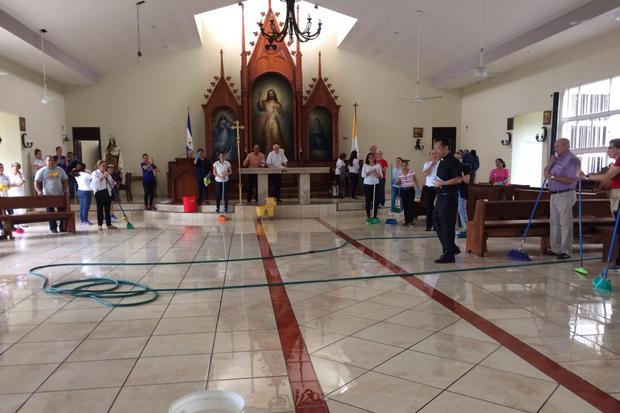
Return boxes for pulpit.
[167,158,205,203]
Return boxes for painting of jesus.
[252,75,293,152]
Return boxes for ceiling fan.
[40,29,54,105]
[397,10,442,103]
[474,47,492,79]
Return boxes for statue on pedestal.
[105,135,124,172]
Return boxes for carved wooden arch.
[202,50,242,160]
[302,53,340,160]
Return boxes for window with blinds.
[560,76,620,173]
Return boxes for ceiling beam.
[0,8,97,84]
[432,0,620,87]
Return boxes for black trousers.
[46,207,66,232]
[349,173,359,198]
[364,184,379,218]
[268,174,282,200]
[423,186,437,230]
[197,175,208,204]
[216,181,229,211]
[400,187,416,223]
[246,174,258,202]
[433,191,459,258]
[143,181,155,207]
[95,189,112,227]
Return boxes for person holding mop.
[362,152,382,223]
[582,138,620,269]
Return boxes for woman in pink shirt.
[489,158,510,186]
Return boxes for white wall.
[0,58,66,186]
[64,27,461,183]
[0,111,21,171]
[460,28,620,181]
[511,111,546,186]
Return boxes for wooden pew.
[466,198,613,257]
[513,188,608,201]
[0,195,76,239]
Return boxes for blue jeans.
[457,194,468,230]
[390,186,400,210]
[77,190,92,223]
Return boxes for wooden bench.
[466,198,614,257]
[0,195,76,239]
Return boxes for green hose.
[28,234,597,307]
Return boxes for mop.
[217,180,228,224]
[366,184,380,224]
[592,204,620,294]
[107,180,134,229]
[386,188,399,225]
[507,178,547,261]
[574,177,588,276]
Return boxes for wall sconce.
[62,135,69,143]
[501,132,512,146]
[414,138,424,151]
[21,132,33,148]
[0,135,3,144]
[535,126,548,142]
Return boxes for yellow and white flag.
[351,103,359,153]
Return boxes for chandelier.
[258,0,322,49]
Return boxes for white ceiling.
[0,0,619,87]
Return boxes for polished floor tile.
[126,354,211,386]
[2,218,620,412]
[449,366,558,412]
[40,359,135,391]
[330,371,441,413]
[17,388,119,413]
[376,349,474,388]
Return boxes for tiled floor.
[1,216,620,412]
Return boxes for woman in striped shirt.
[396,159,420,226]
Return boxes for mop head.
[507,249,532,262]
[385,217,397,225]
[365,217,381,225]
[218,214,228,224]
[592,275,612,293]
[574,267,588,277]
[126,221,135,230]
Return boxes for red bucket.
[182,196,197,213]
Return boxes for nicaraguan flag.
[186,110,194,157]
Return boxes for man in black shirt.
[193,149,211,205]
[433,138,463,263]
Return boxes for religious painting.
[252,75,293,154]
[308,107,333,160]
[211,107,237,161]
[543,110,552,125]
[19,117,26,132]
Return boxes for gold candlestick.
[231,120,246,205]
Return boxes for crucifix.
[231,120,245,205]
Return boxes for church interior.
[2,0,620,412]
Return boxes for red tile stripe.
[318,219,620,413]
[255,220,330,413]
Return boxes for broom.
[507,178,547,261]
[218,180,227,224]
[366,183,380,224]
[592,204,620,294]
[574,177,587,276]
[107,179,134,229]
[386,188,399,225]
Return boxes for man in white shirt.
[266,144,288,202]
[422,149,440,231]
